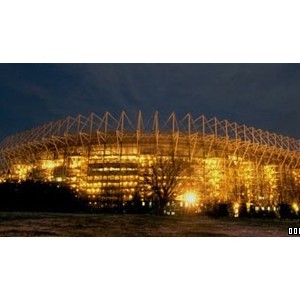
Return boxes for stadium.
[0,111,300,213]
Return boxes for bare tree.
[143,154,188,215]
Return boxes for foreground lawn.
[0,212,299,237]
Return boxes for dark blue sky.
[0,64,299,140]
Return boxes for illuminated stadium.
[0,111,300,210]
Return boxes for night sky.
[0,64,299,141]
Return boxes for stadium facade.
[0,111,300,208]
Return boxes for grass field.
[0,212,299,236]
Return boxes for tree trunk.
[157,198,168,215]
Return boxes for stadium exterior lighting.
[184,192,197,205]
[0,111,299,207]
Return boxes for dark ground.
[0,212,299,236]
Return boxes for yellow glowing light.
[292,203,299,213]
[42,160,55,169]
[233,203,240,210]
[184,192,196,204]
[233,202,240,218]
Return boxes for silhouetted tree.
[0,180,88,212]
[143,154,188,215]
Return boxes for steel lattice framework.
[0,111,300,205]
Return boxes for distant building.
[0,111,300,207]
